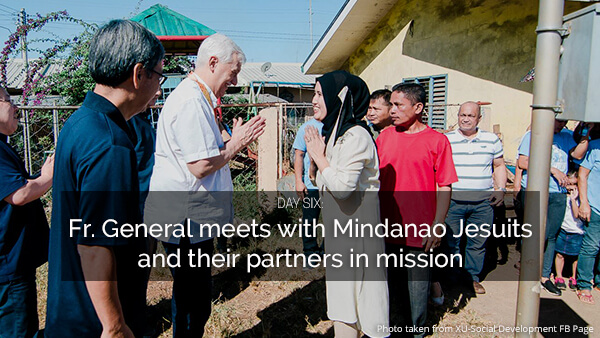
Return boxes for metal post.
[515,0,564,334]
[52,108,59,145]
[21,108,32,173]
[278,103,284,180]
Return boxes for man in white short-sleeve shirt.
[444,101,506,295]
[145,33,265,337]
[151,72,231,193]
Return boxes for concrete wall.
[257,107,279,191]
[344,0,587,92]
[357,23,531,162]
[342,0,589,162]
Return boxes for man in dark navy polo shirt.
[45,20,164,338]
[0,86,53,337]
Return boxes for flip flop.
[577,290,595,305]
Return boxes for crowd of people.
[293,66,600,336]
[515,119,600,305]
[1,18,599,338]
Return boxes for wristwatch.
[496,187,507,192]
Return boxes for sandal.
[569,277,577,291]
[577,290,595,305]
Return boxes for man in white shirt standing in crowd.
[445,101,507,294]
[146,33,265,337]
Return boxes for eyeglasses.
[148,68,167,86]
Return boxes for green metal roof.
[131,4,216,36]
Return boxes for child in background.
[554,170,586,291]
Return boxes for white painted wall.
[359,23,533,163]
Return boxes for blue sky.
[0,0,346,63]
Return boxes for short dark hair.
[370,89,392,105]
[391,82,426,106]
[89,20,165,86]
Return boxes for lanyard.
[187,72,231,141]
[188,72,219,122]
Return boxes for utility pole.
[515,0,564,334]
[19,7,32,173]
[20,8,28,75]
[309,0,313,49]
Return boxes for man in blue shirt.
[576,137,600,303]
[45,20,164,337]
[293,118,324,258]
[0,86,53,337]
[517,119,587,296]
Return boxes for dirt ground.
[140,244,600,337]
[34,193,600,337]
[36,242,599,337]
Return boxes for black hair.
[391,82,426,106]
[89,20,165,86]
[369,89,392,105]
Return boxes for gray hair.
[196,33,246,66]
[89,20,165,86]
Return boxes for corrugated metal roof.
[4,59,64,90]
[5,59,26,89]
[131,4,216,36]
[237,63,319,88]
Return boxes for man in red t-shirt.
[376,83,457,332]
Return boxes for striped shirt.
[445,129,503,200]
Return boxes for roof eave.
[302,0,399,75]
[157,35,210,41]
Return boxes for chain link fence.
[12,106,77,175]
[13,102,315,192]
[279,103,313,177]
[15,103,482,185]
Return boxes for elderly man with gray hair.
[146,33,265,337]
[45,20,164,337]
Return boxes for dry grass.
[36,250,501,337]
[34,201,503,337]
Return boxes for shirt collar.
[191,73,218,107]
[457,128,481,141]
[83,91,136,144]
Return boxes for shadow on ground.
[538,298,589,338]
[233,278,333,337]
